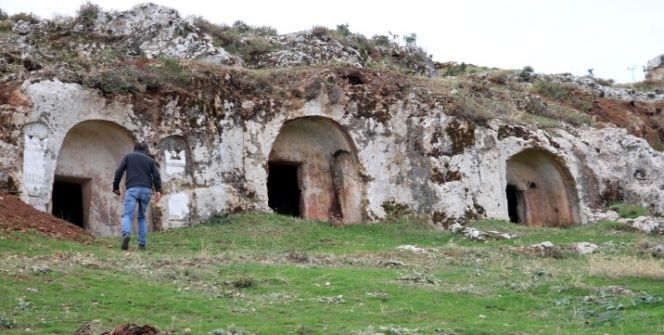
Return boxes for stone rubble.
[449,223,517,241]
[570,242,599,255]
[650,245,664,258]
[396,245,427,253]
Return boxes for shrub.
[403,33,417,46]
[231,20,251,33]
[610,203,647,219]
[0,20,12,32]
[518,65,534,82]
[193,17,278,61]
[76,1,100,28]
[311,25,329,37]
[336,23,351,37]
[84,58,190,94]
[534,80,573,100]
[371,34,390,46]
[0,9,7,20]
[9,12,39,24]
[443,62,468,76]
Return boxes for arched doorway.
[505,148,580,227]
[52,120,135,236]
[267,117,364,223]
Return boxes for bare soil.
[0,191,92,242]
[102,324,160,335]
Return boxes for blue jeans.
[121,187,152,247]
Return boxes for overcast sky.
[1,0,662,83]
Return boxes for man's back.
[113,150,161,192]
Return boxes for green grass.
[1,213,664,334]
[610,203,648,219]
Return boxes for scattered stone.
[396,245,427,253]
[378,259,406,268]
[0,315,15,329]
[31,266,51,274]
[397,271,440,285]
[588,210,620,222]
[366,291,390,301]
[600,286,634,296]
[208,324,254,335]
[11,20,32,35]
[74,320,105,335]
[650,245,664,258]
[520,241,564,258]
[570,242,599,255]
[102,323,160,335]
[352,325,421,335]
[449,223,517,241]
[618,216,664,234]
[316,295,345,304]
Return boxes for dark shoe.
[138,245,146,251]
[121,236,130,250]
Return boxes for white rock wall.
[11,80,664,235]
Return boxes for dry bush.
[589,255,664,280]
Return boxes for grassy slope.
[1,213,663,334]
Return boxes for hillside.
[1,213,664,334]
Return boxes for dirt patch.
[102,323,160,335]
[590,98,664,147]
[0,192,92,242]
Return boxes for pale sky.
[1,0,662,83]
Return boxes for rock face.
[5,76,664,236]
[645,54,664,81]
[1,4,664,236]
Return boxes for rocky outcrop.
[645,54,664,81]
[84,3,233,64]
[618,216,664,234]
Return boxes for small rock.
[650,244,664,258]
[589,210,620,222]
[600,286,634,296]
[449,223,517,241]
[73,320,104,335]
[618,216,664,234]
[12,20,32,35]
[570,242,599,255]
[396,245,427,253]
[378,259,406,268]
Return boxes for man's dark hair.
[134,142,149,152]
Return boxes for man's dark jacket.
[113,150,162,192]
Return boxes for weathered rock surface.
[570,242,599,255]
[396,245,427,253]
[449,223,517,241]
[645,54,664,81]
[88,3,233,64]
[1,4,664,236]
[650,245,664,258]
[618,216,664,234]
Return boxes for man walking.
[113,142,162,250]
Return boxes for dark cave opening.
[506,184,523,224]
[267,163,301,217]
[52,178,86,228]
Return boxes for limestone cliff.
[1,3,664,235]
